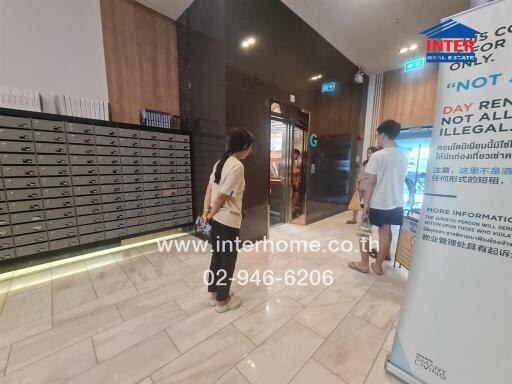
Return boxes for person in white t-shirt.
[202,128,254,313]
[349,120,408,275]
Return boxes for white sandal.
[215,295,242,313]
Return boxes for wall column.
[362,73,383,155]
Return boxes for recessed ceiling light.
[310,74,323,81]
[409,43,418,50]
[399,47,408,54]
[241,36,257,49]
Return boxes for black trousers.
[207,220,240,301]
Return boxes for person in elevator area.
[346,146,379,224]
[349,120,408,275]
[202,128,255,312]
[292,148,302,215]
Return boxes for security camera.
[354,67,365,84]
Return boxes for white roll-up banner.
[387,1,512,383]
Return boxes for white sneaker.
[215,295,242,313]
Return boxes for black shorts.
[369,207,404,227]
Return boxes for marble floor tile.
[68,332,179,384]
[53,287,137,325]
[112,247,154,263]
[152,325,254,384]
[229,263,275,293]
[233,293,302,345]
[0,346,9,377]
[0,279,11,296]
[382,328,396,353]
[235,251,271,271]
[371,268,408,297]
[351,287,403,331]
[0,213,410,384]
[0,293,5,313]
[0,339,96,384]
[93,301,186,362]
[0,284,51,333]
[9,270,51,293]
[51,261,91,292]
[181,270,208,291]
[52,281,97,314]
[322,254,353,270]
[8,306,122,373]
[283,282,328,306]
[314,314,387,384]
[117,280,191,321]
[167,305,247,353]
[135,266,194,294]
[364,349,402,384]
[94,278,134,298]
[0,317,52,349]
[178,253,211,272]
[272,257,322,273]
[88,262,130,293]
[83,255,117,270]
[119,257,160,286]
[295,289,356,337]
[327,270,375,302]
[174,288,212,316]
[145,253,191,276]
[237,320,324,384]
[290,359,347,384]
[236,280,287,310]
[214,368,250,384]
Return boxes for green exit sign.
[321,82,336,93]
[404,58,425,72]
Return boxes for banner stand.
[386,357,426,384]
[387,0,512,382]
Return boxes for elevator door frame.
[269,102,309,227]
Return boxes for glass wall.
[396,127,433,211]
[306,134,352,223]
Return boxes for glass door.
[269,119,292,225]
[269,101,309,226]
[291,126,307,221]
[396,127,433,211]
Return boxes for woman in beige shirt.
[202,128,254,313]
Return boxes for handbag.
[348,191,361,211]
[356,215,372,237]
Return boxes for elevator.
[269,101,308,226]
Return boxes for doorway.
[305,134,352,224]
[396,127,433,211]
[269,102,308,226]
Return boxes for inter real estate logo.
[419,19,480,63]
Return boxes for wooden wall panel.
[379,63,438,128]
[100,0,179,124]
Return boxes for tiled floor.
[0,211,407,384]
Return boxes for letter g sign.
[309,133,318,148]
